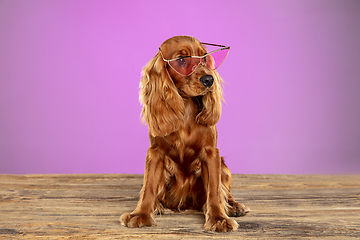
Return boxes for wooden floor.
[0,174,359,239]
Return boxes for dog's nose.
[200,75,214,87]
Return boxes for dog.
[120,35,249,232]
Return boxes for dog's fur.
[120,36,249,232]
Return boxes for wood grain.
[0,174,359,239]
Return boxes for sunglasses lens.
[205,48,229,70]
[168,57,200,76]
[167,48,229,76]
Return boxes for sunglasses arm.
[200,42,230,49]
[158,48,170,63]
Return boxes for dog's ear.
[139,51,185,137]
[196,71,224,126]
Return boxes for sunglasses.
[159,42,230,76]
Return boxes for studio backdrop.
[1,0,360,174]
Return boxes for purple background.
[1,0,360,175]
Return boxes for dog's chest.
[157,98,217,170]
[170,119,211,164]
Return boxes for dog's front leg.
[201,147,238,232]
[120,148,164,228]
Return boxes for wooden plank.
[0,174,359,239]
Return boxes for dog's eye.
[175,58,187,67]
[203,53,210,63]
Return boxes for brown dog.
[120,36,249,232]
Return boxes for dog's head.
[159,36,222,97]
[140,36,225,137]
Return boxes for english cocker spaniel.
[120,35,249,232]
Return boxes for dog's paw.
[228,202,250,217]
[204,216,238,232]
[120,212,155,228]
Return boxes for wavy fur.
[121,36,249,232]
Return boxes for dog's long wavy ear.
[196,71,224,126]
[139,51,185,137]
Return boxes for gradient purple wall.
[1,0,360,174]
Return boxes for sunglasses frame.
[159,42,230,76]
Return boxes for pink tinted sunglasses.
[159,42,230,76]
